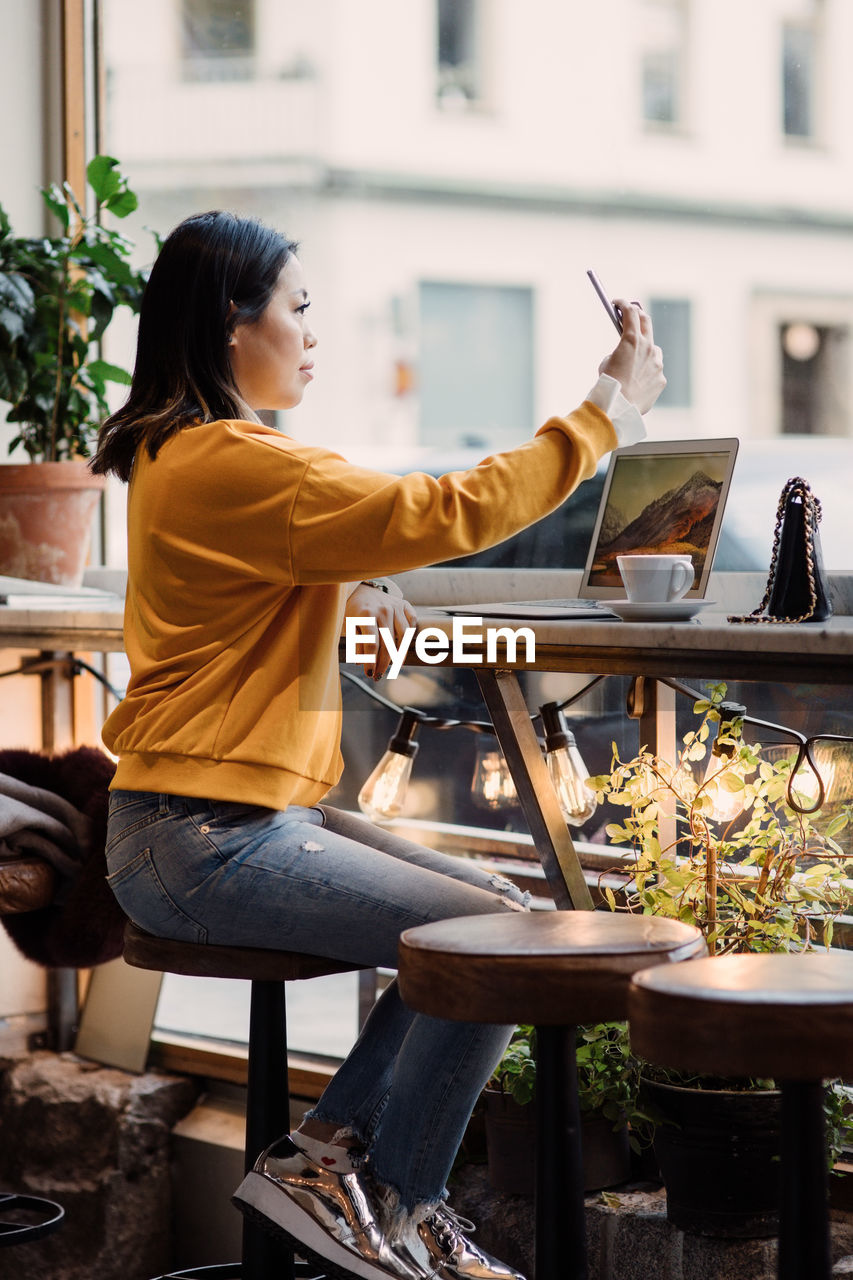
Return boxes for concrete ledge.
[0,1051,197,1280]
[451,1164,853,1280]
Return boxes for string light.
[344,670,605,824]
[470,738,518,810]
[346,668,853,830]
[357,707,424,822]
[659,679,853,818]
[540,702,598,826]
[762,741,839,810]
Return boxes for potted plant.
[588,682,853,1236]
[0,155,150,584]
[482,1021,641,1196]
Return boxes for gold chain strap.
[728,477,823,625]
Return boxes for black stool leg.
[243,979,295,1280]
[535,1025,586,1280]
[778,1080,830,1280]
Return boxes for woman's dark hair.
[90,210,297,481]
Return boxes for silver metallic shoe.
[403,1204,527,1280]
[232,1135,425,1280]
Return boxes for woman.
[92,211,664,1280]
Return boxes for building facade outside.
[100,0,853,481]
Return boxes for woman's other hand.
[599,300,666,414]
[344,583,418,680]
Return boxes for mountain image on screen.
[593,470,722,580]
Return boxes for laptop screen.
[580,438,739,599]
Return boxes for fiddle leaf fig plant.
[0,155,152,461]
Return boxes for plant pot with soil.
[483,1021,637,1197]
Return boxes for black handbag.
[729,477,832,624]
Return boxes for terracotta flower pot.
[0,462,106,587]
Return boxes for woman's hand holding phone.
[598,295,666,415]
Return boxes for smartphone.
[586,269,623,334]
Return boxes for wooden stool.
[397,910,706,1280]
[124,922,364,1280]
[629,952,853,1280]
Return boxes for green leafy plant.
[489,1024,537,1106]
[589,682,853,955]
[0,155,151,461]
[489,1021,648,1145]
[588,682,853,1166]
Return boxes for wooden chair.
[123,921,365,1280]
[396,909,706,1280]
[629,951,853,1280]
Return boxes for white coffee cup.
[617,554,695,604]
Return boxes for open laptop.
[445,436,739,618]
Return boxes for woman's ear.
[226,299,238,346]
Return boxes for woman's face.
[229,255,317,411]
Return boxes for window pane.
[639,0,685,126]
[90,0,853,1066]
[437,0,481,105]
[181,0,256,81]
[649,299,692,407]
[154,971,361,1058]
[783,24,815,139]
[418,282,534,450]
[780,322,849,436]
[642,48,679,124]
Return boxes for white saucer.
[602,598,716,622]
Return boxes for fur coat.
[0,746,126,967]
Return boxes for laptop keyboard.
[517,598,611,610]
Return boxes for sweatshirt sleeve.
[287,400,617,583]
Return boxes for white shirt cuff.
[584,373,647,448]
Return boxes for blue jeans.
[105,790,529,1211]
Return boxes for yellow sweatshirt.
[104,404,616,808]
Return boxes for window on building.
[649,298,692,407]
[782,22,817,140]
[181,0,256,81]
[418,281,534,450]
[436,0,482,108]
[780,321,849,435]
[639,0,687,128]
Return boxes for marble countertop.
[1,568,851,671]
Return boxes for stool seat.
[124,921,363,982]
[629,952,853,1080]
[398,910,706,1025]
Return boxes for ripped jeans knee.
[488,872,530,912]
